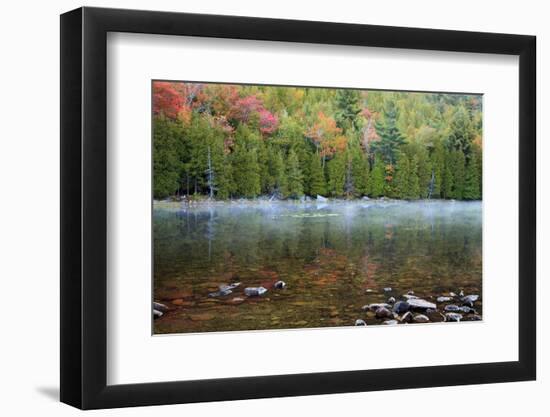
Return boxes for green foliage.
[152,82,483,201]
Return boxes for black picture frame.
[60,6,536,410]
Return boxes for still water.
[153,200,482,334]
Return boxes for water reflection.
[153,200,482,334]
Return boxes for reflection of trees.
[154,203,482,291]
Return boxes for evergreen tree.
[335,89,362,133]
[153,117,183,198]
[350,146,369,196]
[308,153,326,196]
[327,152,346,197]
[451,150,466,199]
[368,157,386,197]
[232,124,261,198]
[285,149,304,198]
[371,101,407,164]
[463,148,481,200]
[407,154,420,199]
[393,152,410,199]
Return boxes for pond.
[153,199,482,334]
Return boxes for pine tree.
[442,150,454,199]
[350,146,369,196]
[407,154,420,199]
[368,157,386,197]
[463,149,481,200]
[285,149,304,198]
[232,124,261,198]
[308,152,326,196]
[451,150,465,199]
[371,101,407,165]
[393,152,410,199]
[327,152,346,197]
[335,89,362,133]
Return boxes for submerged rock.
[444,304,461,312]
[219,282,241,292]
[355,319,367,326]
[387,296,396,304]
[468,314,483,321]
[383,287,393,292]
[413,314,430,323]
[461,294,479,306]
[407,298,437,310]
[437,296,452,303]
[375,307,393,319]
[153,309,163,319]
[244,286,268,297]
[208,288,233,298]
[459,306,477,314]
[383,320,399,325]
[393,301,410,314]
[153,301,169,312]
[273,280,287,289]
[445,312,463,322]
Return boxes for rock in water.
[362,303,392,312]
[445,312,463,322]
[407,298,437,310]
[316,195,328,202]
[383,320,398,325]
[387,296,396,304]
[355,319,367,326]
[401,311,413,323]
[153,309,163,319]
[402,294,419,300]
[375,307,393,319]
[444,304,460,312]
[413,314,430,323]
[273,280,286,289]
[383,287,393,292]
[244,287,268,297]
[461,294,479,305]
[153,301,168,312]
[393,301,410,314]
[459,306,477,314]
[437,296,452,303]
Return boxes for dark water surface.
[153,200,482,334]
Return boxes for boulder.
[393,301,410,314]
[355,319,367,326]
[153,301,169,312]
[413,314,430,323]
[444,305,460,312]
[387,296,396,304]
[400,311,413,323]
[362,303,392,312]
[407,298,436,310]
[375,307,393,319]
[445,312,463,322]
[153,309,163,319]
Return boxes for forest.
[153,81,482,201]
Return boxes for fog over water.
[153,200,482,334]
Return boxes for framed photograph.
[60,6,536,409]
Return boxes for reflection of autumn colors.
[153,201,482,334]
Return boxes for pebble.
[444,304,461,312]
[437,296,452,303]
[407,298,437,310]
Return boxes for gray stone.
[444,304,461,312]
[244,287,268,297]
[445,312,463,322]
[407,298,437,310]
[393,301,410,314]
[208,288,233,297]
[273,280,286,289]
[153,309,163,319]
[153,301,169,312]
[413,314,430,323]
[375,307,393,319]
[383,320,399,325]
[437,296,452,303]
[387,296,396,304]
[355,319,367,326]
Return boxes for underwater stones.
[362,303,392,312]
[153,301,168,312]
[445,312,463,322]
[461,295,479,307]
[383,287,393,292]
[219,282,241,292]
[407,298,437,310]
[153,309,163,319]
[375,307,393,319]
[393,301,410,314]
[244,286,268,297]
[444,304,461,312]
[273,280,286,289]
[355,319,367,326]
[413,314,430,323]
[437,296,452,303]
[387,296,396,304]
[208,288,233,298]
